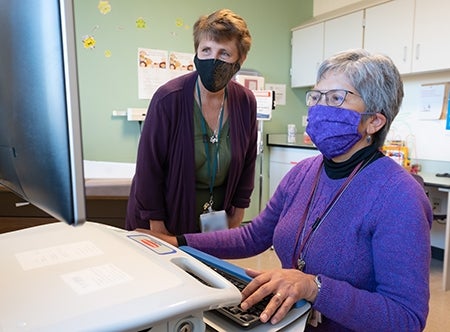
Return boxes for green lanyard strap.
[196,80,226,210]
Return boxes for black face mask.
[194,54,240,92]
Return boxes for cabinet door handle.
[415,44,421,60]
[403,46,407,62]
[290,161,298,165]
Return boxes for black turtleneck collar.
[323,144,384,179]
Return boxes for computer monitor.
[0,0,85,225]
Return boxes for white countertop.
[419,172,450,189]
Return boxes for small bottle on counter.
[287,124,297,143]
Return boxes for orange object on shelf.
[382,141,409,169]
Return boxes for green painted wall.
[74,0,313,162]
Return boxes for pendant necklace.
[196,80,225,145]
[292,155,372,271]
[209,100,225,144]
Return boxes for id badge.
[199,210,227,232]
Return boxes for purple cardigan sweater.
[126,71,257,234]
[185,155,432,331]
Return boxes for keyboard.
[180,246,308,330]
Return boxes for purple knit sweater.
[185,155,432,331]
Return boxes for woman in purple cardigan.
[139,49,433,331]
[126,9,257,235]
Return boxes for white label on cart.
[61,263,133,295]
[15,241,103,271]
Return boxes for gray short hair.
[316,49,404,148]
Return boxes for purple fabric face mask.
[305,104,362,159]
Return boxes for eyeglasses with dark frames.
[305,89,361,107]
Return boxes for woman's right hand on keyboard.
[240,267,318,325]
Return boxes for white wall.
[391,71,450,165]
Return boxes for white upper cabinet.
[293,0,450,85]
[291,23,324,88]
[291,11,363,87]
[323,11,364,60]
[365,0,450,74]
[412,0,450,73]
[364,0,415,74]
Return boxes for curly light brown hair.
[193,9,252,61]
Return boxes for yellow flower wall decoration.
[82,35,96,49]
[175,18,184,27]
[98,0,112,15]
[136,17,146,29]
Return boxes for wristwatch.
[314,275,322,293]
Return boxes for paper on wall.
[419,83,447,120]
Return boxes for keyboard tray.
[180,246,310,330]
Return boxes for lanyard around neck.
[196,80,226,204]
[291,158,366,270]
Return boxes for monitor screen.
[0,0,86,225]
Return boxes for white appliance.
[0,222,241,331]
[269,146,320,197]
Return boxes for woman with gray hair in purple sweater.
[139,49,432,331]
